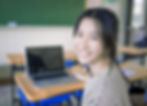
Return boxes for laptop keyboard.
[34,72,67,80]
[34,75,78,87]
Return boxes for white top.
[82,65,132,106]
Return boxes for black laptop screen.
[26,46,64,75]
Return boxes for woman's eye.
[76,32,83,37]
[91,32,101,40]
[91,35,99,40]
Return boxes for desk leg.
[10,65,15,106]
[140,55,146,65]
[10,65,22,106]
[69,92,81,106]
[10,65,24,106]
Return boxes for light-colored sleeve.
[81,68,132,106]
[100,71,132,106]
[100,87,132,106]
[97,72,132,106]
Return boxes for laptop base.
[32,74,78,88]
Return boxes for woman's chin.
[78,58,91,65]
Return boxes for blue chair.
[64,60,75,68]
[17,88,30,106]
[144,90,147,102]
[74,90,83,99]
[39,93,71,106]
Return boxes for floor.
[0,85,11,106]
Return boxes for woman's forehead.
[78,17,102,32]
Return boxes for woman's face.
[73,17,105,65]
[74,18,104,64]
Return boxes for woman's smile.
[78,51,91,58]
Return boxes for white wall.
[0,26,73,65]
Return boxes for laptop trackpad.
[33,75,78,87]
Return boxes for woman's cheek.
[73,37,80,52]
[89,41,103,56]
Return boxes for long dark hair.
[74,8,119,62]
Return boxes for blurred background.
[0,0,147,106]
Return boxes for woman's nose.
[79,38,89,49]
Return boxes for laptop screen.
[26,46,64,75]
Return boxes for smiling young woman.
[73,8,132,106]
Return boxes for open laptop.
[25,46,78,87]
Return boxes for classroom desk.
[7,51,147,103]
[119,46,147,55]
[14,71,84,102]
[120,61,147,82]
[6,51,77,104]
[14,61,147,102]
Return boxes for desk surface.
[120,61,147,82]
[118,46,147,55]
